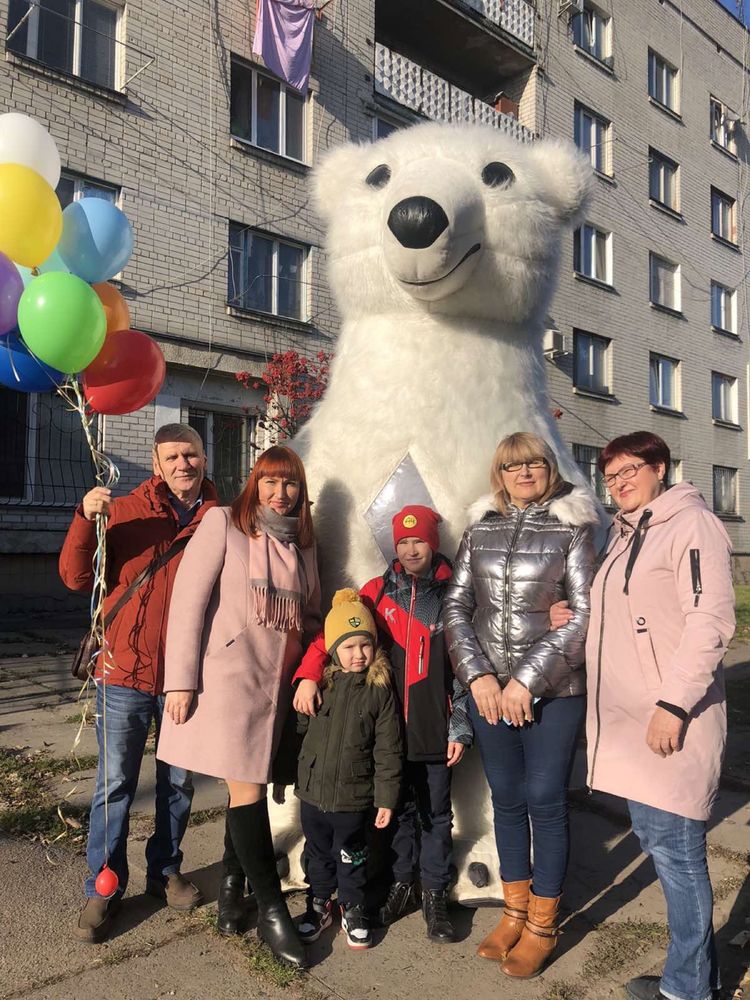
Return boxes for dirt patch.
[581,920,669,980]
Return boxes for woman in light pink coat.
[157,446,321,969]
[585,432,734,1000]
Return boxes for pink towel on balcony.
[252,0,317,94]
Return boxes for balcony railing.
[460,0,536,49]
[374,44,535,143]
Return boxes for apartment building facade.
[0,0,747,616]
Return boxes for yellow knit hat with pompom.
[324,587,377,655]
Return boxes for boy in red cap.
[293,504,472,943]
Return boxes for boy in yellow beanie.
[295,589,402,950]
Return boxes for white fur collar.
[467,485,601,528]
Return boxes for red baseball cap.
[392,505,442,553]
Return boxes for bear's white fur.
[286,123,600,903]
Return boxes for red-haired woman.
[158,446,320,968]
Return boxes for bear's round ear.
[312,142,374,223]
[525,139,594,226]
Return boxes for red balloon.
[95,865,119,898]
[82,329,166,415]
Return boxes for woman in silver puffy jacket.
[444,431,598,980]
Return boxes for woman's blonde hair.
[490,431,563,516]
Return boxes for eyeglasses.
[603,462,647,488]
[501,458,548,473]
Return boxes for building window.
[713,465,738,516]
[711,187,737,244]
[574,103,612,175]
[230,58,306,162]
[572,3,612,64]
[574,224,612,285]
[7,0,120,90]
[574,330,611,394]
[649,253,681,312]
[374,116,400,140]
[649,149,679,212]
[228,224,308,321]
[572,443,609,503]
[711,281,737,334]
[187,407,258,505]
[649,353,680,411]
[712,372,738,424]
[56,171,119,210]
[710,98,737,155]
[648,49,678,113]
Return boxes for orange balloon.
[93,282,130,333]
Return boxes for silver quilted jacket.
[444,484,600,698]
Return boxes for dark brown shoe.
[146,873,203,911]
[74,896,121,943]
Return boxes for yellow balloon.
[0,163,62,268]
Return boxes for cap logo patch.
[402,514,418,529]
[348,616,361,627]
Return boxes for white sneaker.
[340,902,372,950]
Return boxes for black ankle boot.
[422,888,456,943]
[226,800,307,968]
[217,873,246,936]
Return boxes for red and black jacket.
[293,555,471,763]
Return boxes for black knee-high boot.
[218,811,247,936]
[226,799,307,968]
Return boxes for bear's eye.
[482,161,515,189]
[365,164,391,189]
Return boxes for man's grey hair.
[153,423,205,454]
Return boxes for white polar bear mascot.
[271,122,599,904]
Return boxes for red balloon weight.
[82,329,166,415]
[95,865,119,898]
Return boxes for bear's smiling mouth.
[399,243,482,286]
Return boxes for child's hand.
[374,807,392,829]
[293,679,322,716]
[446,742,465,767]
[272,783,287,805]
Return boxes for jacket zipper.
[320,674,354,813]
[587,540,633,792]
[502,509,526,672]
[418,636,425,675]
[402,575,417,723]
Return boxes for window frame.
[648,49,679,114]
[573,329,611,396]
[711,186,738,245]
[574,102,612,176]
[711,371,739,425]
[574,223,613,286]
[572,3,613,65]
[713,465,738,516]
[710,280,737,335]
[186,405,258,504]
[8,0,122,90]
[710,97,738,156]
[649,352,681,412]
[648,148,680,213]
[227,223,310,322]
[649,252,681,313]
[230,57,308,164]
[56,169,120,209]
[572,442,610,505]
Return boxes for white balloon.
[0,113,61,188]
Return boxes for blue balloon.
[15,248,71,287]
[57,198,133,283]
[0,330,65,392]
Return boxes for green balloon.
[17,271,106,374]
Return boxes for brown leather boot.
[500,890,560,979]
[476,879,530,961]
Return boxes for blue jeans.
[469,694,585,898]
[85,683,194,898]
[628,800,718,1000]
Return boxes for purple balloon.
[0,251,24,336]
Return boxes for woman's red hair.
[231,446,315,549]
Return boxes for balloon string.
[57,379,120,870]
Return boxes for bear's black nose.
[387,196,449,249]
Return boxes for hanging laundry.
[252,0,317,94]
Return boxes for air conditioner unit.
[543,328,573,357]
[558,0,584,16]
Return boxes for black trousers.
[388,760,453,891]
[300,800,369,906]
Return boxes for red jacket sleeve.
[293,631,327,684]
[58,505,98,593]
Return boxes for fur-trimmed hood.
[466,482,602,529]
[323,646,392,689]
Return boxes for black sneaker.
[378,881,418,926]
[296,895,334,943]
[340,902,372,950]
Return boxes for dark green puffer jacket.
[295,649,402,813]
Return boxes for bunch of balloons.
[0,113,166,414]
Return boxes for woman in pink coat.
[157,446,321,969]
[585,432,734,1000]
